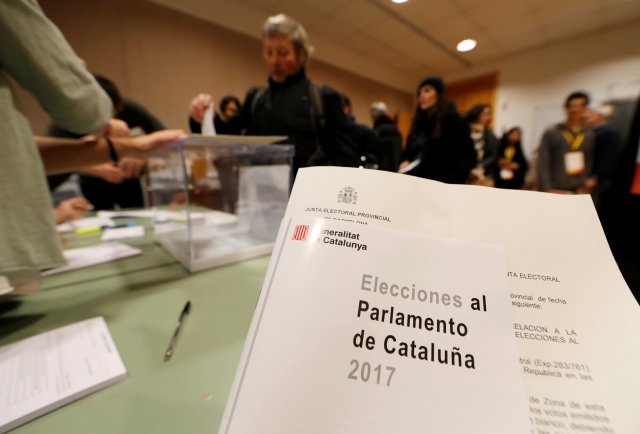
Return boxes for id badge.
[564,151,585,175]
[500,169,514,180]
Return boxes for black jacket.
[493,141,528,189]
[373,116,403,172]
[403,104,476,184]
[190,70,359,173]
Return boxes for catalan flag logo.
[292,225,309,241]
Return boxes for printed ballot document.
[0,317,127,433]
[281,167,640,433]
[220,218,530,434]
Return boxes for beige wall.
[445,19,640,157]
[18,0,412,134]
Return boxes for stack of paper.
[0,317,127,433]
[219,167,640,434]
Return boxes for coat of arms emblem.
[337,186,357,204]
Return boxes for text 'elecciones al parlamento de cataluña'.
[357,274,475,369]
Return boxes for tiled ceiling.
[147,0,640,91]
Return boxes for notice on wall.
[281,167,640,433]
[219,217,530,434]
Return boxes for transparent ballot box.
[148,135,293,272]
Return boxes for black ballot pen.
[164,301,191,362]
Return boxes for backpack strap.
[308,81,325,129]
[250,87,268,117]
[307,81,327,159]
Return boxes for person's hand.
[82,163,126,184]
[119,157,147,178]
[399,160,410,170]
[53,197,93,224]
[580,178,598,194]
[188,93,213,123]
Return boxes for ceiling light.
[456,39,477,52]
[391,0,410,4]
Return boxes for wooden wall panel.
[17,0,412,134]
[446,73,499,121]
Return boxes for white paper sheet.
[282,167,640,433]
[0,317,126,433]
[219,218,530,434]
[101,225,145,241]
[0,276,13,296]
[397,158,420,174]
[202,103,216,136]
[41,242,142,276]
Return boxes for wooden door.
[446,73,499,122]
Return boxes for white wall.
[447,20,640,157]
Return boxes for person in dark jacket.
[466,103,498,186]
[596,95,640,302]
[400,76,475,184]
[585,103,623,208]
[494,127,529,189]
[188,14,358,175]
[48,74,165,210]
[340,94,382,169]
[370,101,403,172]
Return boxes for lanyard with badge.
[500,146,516,180]
[562,128,585,175]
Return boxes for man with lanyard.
[537,91,596,194]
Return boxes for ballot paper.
[202,103,217,136]
[41,242,142,276]
[281,167,640,433]
[219,218,530,434]
[0,317,126,433]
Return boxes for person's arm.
[53,197,93,224]
[37,129,186,174]
[79,163,126,184]
[401,131,420,164]
[0,0,112,135]
[536,130,553,191]
[444,114,476,183]
[481,130,499,172]
[121,99,165,133]
[516,146,529,173]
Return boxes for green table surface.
[0,220,270,434]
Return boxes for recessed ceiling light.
[391,0,410,4]
[456,39,477,52]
